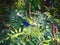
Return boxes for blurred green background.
[0,0,60,45]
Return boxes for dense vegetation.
[0,0,60,45]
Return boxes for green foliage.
[0,0,60,45]
[1,11,60,45]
